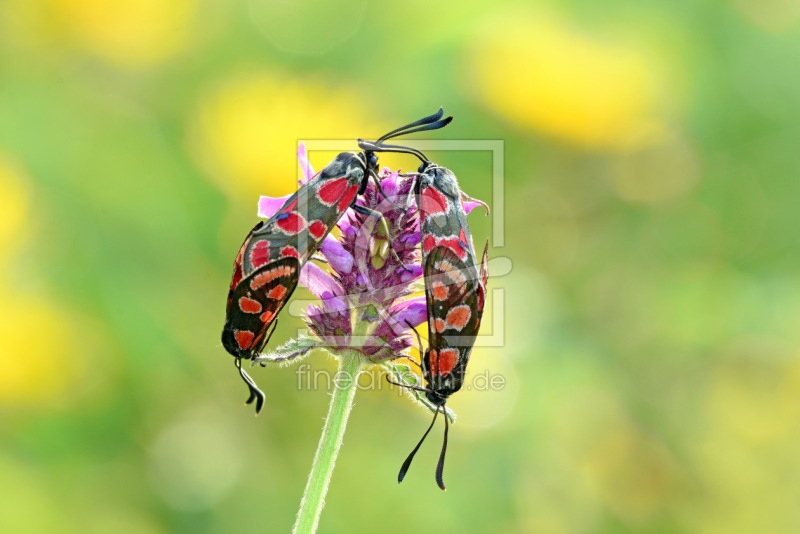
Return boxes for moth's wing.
[477,240,489,314]
[222,257,300,359]
[227,221,265,297]
[243,155,363,272]
[479,240,489,291]
[424,246,483,380]
[243,192,303,274]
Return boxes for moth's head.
[366,151,378,172]
[425,388,449,406]
[221,326,247,358]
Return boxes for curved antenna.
[398,405,440,483]
[358,139,429,163]
[357,111,453,165]
[236,358,265,414]
[377,107,444,143]
[380,116,453,142]
[435,406,449,491]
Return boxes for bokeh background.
[1,0,799,532]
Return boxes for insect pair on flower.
[221,109,488,489]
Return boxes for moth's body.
[220,152,376,413]
[396,163,488,490]
[416,165,488,405]
[222,152,373,361]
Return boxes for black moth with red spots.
[392,162,489,490]
[222,243,299,413]
[222,109,453,414]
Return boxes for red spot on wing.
[437,237,468,259]
[429,349,438,375]
[459,228,468,246]
[281,199,298,214]
[434,318,446,333]
[435,259,467,285]
[420,187,448,217]
[431,281,448,301]
[337,184,359,211]
[277,213,307,235]
[239,297,262,314]
[445,305,471,331]
[281,246,299,258]
[423,235,436,254]
[438,348,459,376]
[235,330,255,350]
[318,178,349,205]
[250,264,290,290]
[251,269,275,290]
[309,220,327,240]
[251,240,271,268]
[261,310,275,323]
[230,265,243,292]
[268,285,287,300]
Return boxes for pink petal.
[401,232,421,247]
[463,199,488,215]
[379,172,399,198]
[320,234,353,274]
[389,297,428,332]
[258,194,293,218]
[297,142,315,184]
[312,294,348,316]
[338,215,356,237]
[398,264,423,284]
[300,261,344,299]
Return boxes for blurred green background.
[1,0,799,532]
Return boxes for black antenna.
[236,358,265,414]
[436,407,449,490]
[377,107,444,143]
[380,116,453,142]
[357,109,453,165]
[358,140,429,164]
[399,405,440,483]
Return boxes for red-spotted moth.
[387,161,489,490]
[222,109,453,413]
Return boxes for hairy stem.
[292,350,363,534]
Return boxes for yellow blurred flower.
[466,9,673,149]
[2,0,197,68]
[190,72,379,201]
[0,153,109,409]
[0,155,30,258]
[0,292,88,406]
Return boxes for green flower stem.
[292,349,364,534]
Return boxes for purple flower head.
[301,165,426,361]
[253,147,431,363]
[251,143,484,421]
